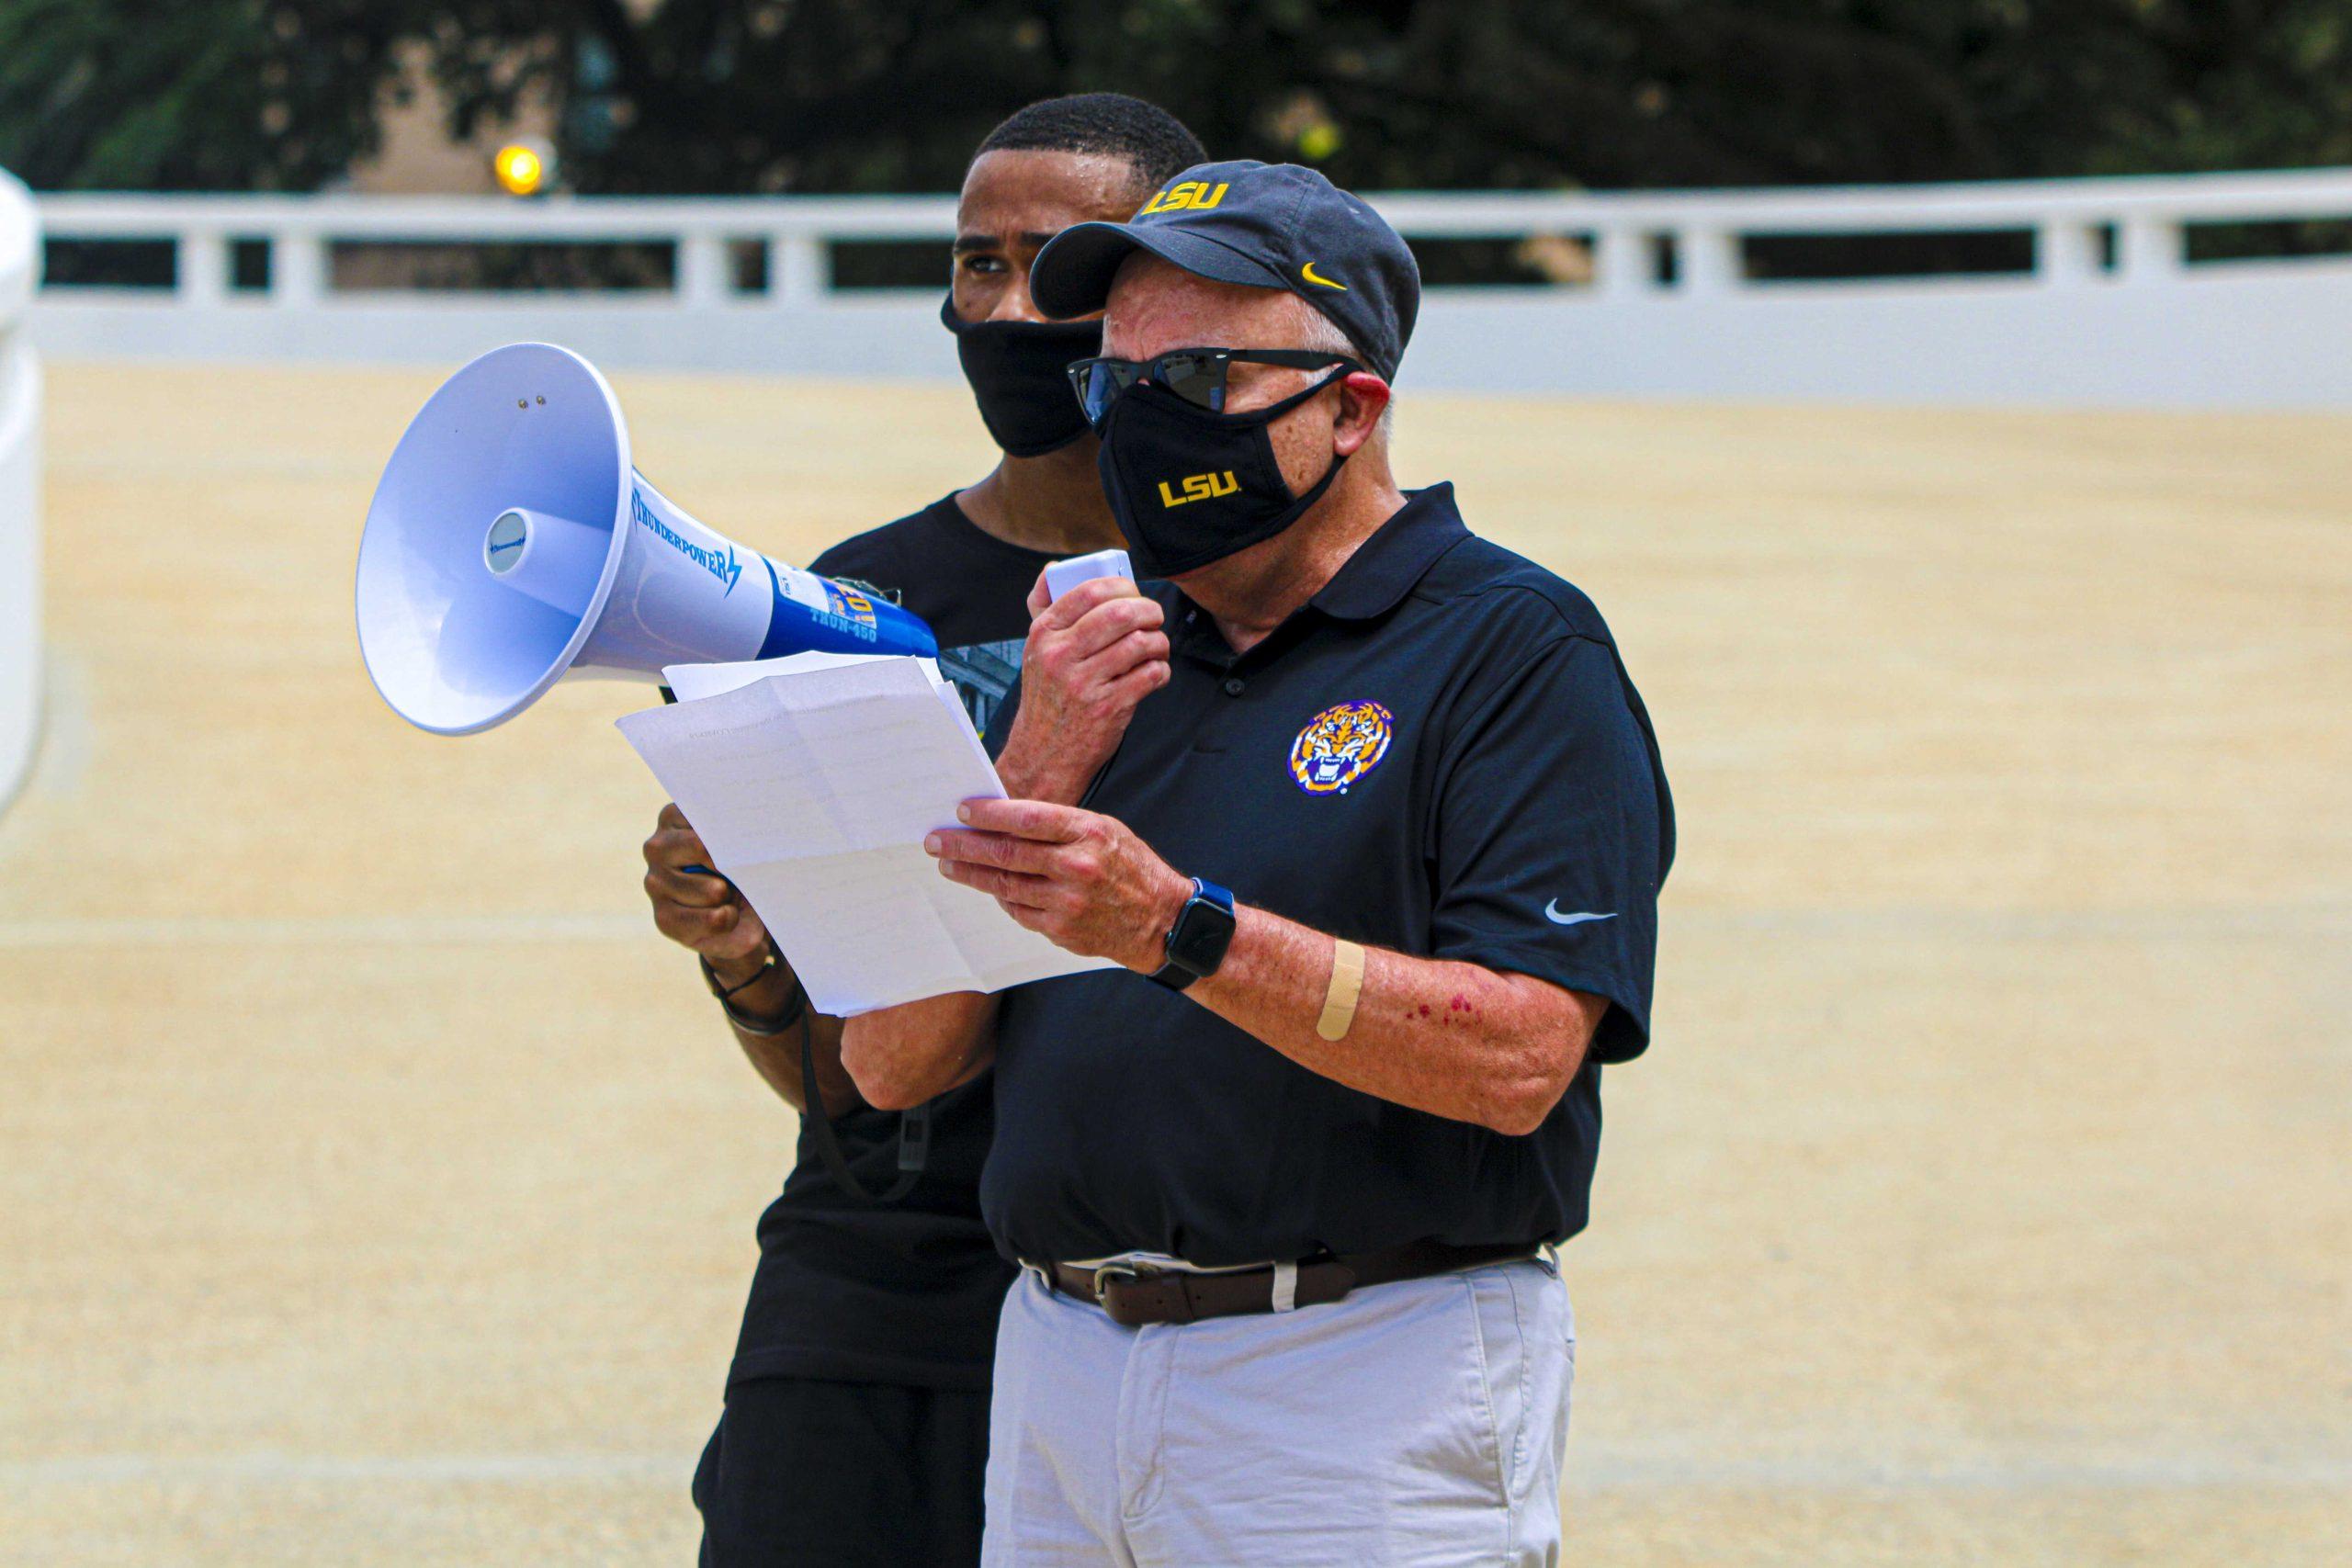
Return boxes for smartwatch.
[1149,876,1237,991]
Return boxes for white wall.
[0,169,40,813]
[25,168,2352,411]
[28,258,2352,410]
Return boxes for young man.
[638,96,1207,1567]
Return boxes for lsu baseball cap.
[1029,159,1420,382]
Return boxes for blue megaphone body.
[356,342,935,736]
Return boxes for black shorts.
[693,1376,990,1567]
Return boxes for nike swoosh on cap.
[1300,261,1347,289]
[1544,901,1616,926]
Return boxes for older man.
[843,162,1672,1565]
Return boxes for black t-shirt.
[983,484,1674,1266]
[728,493,1052,1390]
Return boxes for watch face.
[1169,893,1237,976]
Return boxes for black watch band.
[1149,876,1237,991]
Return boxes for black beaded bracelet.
[703,938,778,1000]
[700,941,806,1036]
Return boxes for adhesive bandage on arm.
[1317,938,1366,1042]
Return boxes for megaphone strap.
[692,925,927,1203]
[797,1010,929,1206]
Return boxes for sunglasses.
[1066,347,1364,427]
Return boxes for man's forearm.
[707,952,862,1115]
[922,795,1600,1134]
[1188,907,1606,1137]
[729,1013,862,1115]
[839,991,999,1111]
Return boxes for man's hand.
[996,571,1170,805]
[926,798,1192,974]
[643,803,769,983]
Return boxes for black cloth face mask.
[941,298,1101,457]
[1093,371,1351,578]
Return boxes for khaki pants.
[982,1255,1574,1567]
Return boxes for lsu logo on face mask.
[1138,180,1230,217]
[1289,701,1394,795]
[1159,470,1238,509]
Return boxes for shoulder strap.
[661,683,929,1206]
[797,1009,928,1205]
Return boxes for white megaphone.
[356,342,937,735]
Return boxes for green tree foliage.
[0,0,424,189]
[3,0,2348,193]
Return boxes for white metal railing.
[23,167,2352,407]
[0,166,43,812]
[29,165,2352,304]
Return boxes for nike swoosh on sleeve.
[1544,902,1617,926]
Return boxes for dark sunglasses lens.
[1159,353,1227,412]
[1072,360,1127,423]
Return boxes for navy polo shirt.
[983,484,1674,1267]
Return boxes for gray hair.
[1288,299,1395,443]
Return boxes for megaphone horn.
[355,342,936,735]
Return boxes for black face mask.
[1093,372,1351,578]
[941,298,1101,457]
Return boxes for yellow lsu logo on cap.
[1139,180,1230,217]
[1159,470,1238,508]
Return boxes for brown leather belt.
[1045,1239,1540,1327]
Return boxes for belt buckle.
[1091,1259,1157,1303]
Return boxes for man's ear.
[1332,371,1391,457]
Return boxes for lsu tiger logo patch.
[1288,701,1394,795]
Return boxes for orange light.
[493,143,547,197]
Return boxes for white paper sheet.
[662,651,943,703]
[619,655,1113,1015]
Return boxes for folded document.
[616,654,1114,1016]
